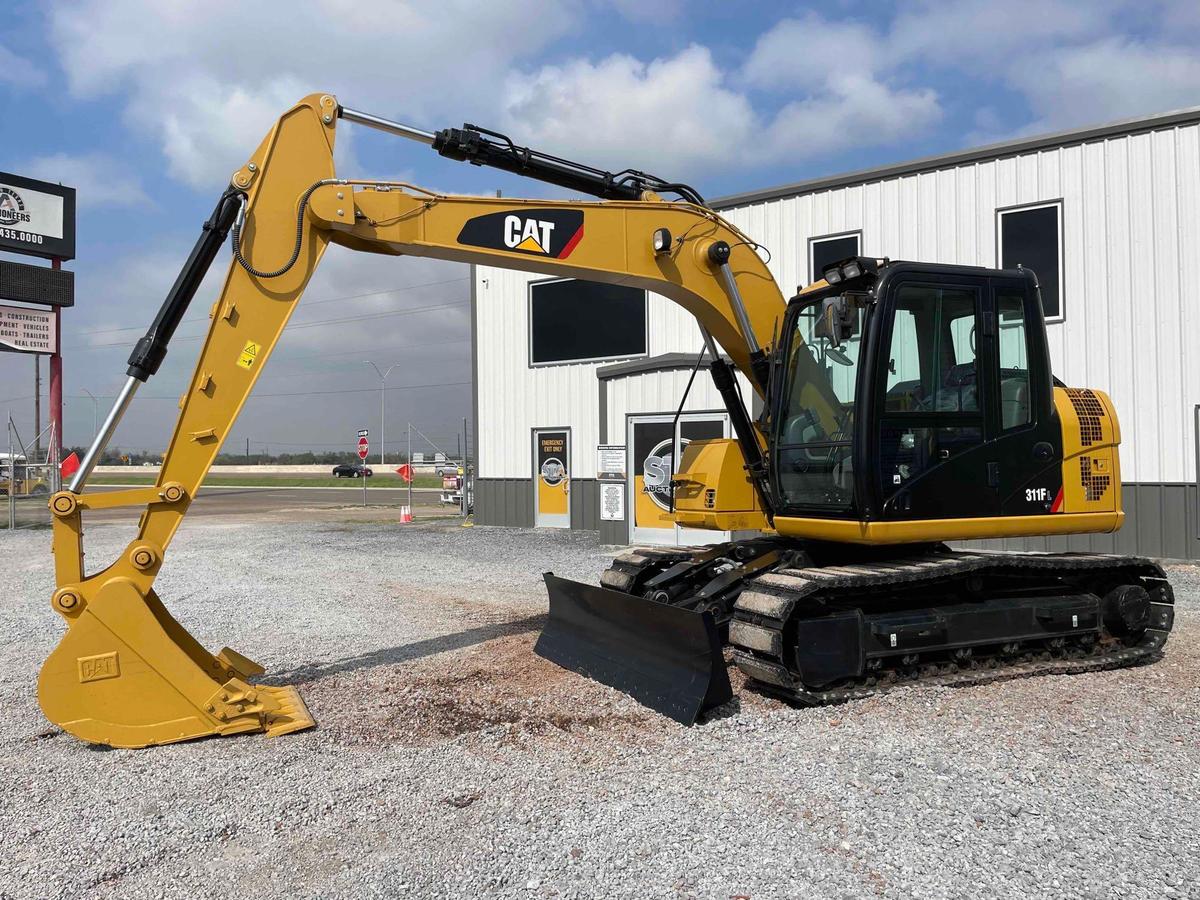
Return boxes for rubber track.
[728,549,1175,706]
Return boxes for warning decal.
[237,340,261,369]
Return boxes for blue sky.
[2,0,1198,456]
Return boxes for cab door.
[872,275,995,520]
[985,276,1063,516]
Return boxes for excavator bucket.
[536,574,732,725]
[38,578,314,748]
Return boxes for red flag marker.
[60,451,80,480]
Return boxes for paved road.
[82,484,446,521]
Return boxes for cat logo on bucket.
[78,651,120,683]
[457,209,584,259]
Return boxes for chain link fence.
[4,417,58,530]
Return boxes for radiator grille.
[1079,456,1111,502]
[1065,388,1105,446]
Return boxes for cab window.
[884,286,978,414]
[996,289,1032,429]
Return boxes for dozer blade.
[38,578,314,748]
[536,573,731,725]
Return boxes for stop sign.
[357,436,369,460]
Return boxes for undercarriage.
[595,540,1175,712]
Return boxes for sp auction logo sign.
[0,188,31,227]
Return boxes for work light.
[652,227,672,255]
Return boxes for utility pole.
[33,356,41,459]
[49,257,63,473]
[245,437,250,459]
[365,361,399,466]
[462,416,469,518]
[81,389,99,442]
[407,421,413,514]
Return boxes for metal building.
[471,105,1200,560]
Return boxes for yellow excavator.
[40,94,1174,747]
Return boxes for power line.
[64,379,470,401]
[73,276,470,338]
[256,336,469,377]
[67,298,469,351]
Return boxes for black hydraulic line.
[668,345,709,514]
[708,356,774,523]
[126,187,244,381]
[431,123,707,206]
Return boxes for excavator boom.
[39,93,1174,747]
[40,93,790,745]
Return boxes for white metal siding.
[721,123,1200,483]
[606,369,753,443]
[475,268,716,479]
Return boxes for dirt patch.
[307,632,655,749]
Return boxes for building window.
[529,278,647,366]
[809,231,861,284]
[997,201,1063,320]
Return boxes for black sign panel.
[0,260,74,308]
[458,209,584,259]
[0,172,77,260]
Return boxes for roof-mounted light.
[822,256,881,287]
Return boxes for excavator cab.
[769,259,1075,536]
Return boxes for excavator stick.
[537,574,732,725]
[37,94,339,748]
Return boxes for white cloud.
[763,73,941,161]
[742,14,881,89]
[501,46,758,175]
[887,0,1108,67]
[0,43,47,88]
[1009,37,1200,130]
[884,0,1200,135]
[45,0,581,189]
[501,43,942,180]
[16,152,151,210]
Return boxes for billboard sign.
[0,303,57,354]
[0,172,76,260]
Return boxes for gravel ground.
[1,519,1198,900]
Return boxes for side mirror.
[813,296,858,349]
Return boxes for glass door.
[628,413,730,546]
[533,429,570,528]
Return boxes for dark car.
[332,464,373,478]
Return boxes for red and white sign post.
[357,429,369,506]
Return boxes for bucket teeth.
[259,685,316,738]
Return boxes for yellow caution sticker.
[237,340,261,369]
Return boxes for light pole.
[364,361,399,466]
[81,389,99,442]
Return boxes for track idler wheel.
[1102,585,1152,636]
